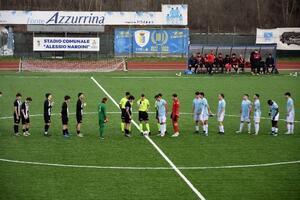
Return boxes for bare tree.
[281,0,297,26]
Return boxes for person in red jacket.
[206,50,215,74]
[171,93,180,137]
[253,50,262,75]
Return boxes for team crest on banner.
[134,30,150,47]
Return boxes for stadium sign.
[33,37,100,51]
[0,4,187,26]
[256,28,300,50]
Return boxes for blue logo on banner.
[264,32,273,41]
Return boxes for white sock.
[275,128,278,133]
[195,126,199,131]
[203,125,205,131]
[205,124,208,133]
[239,123,244,131]
[221,125,224,132]
[218,125,221,132]
[247,123,251,132]
[287,124,291,133]
[271,127,275,132]
[254,123,259,134]
[291,124,294,133]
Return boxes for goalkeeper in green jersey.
[98,97,108,140]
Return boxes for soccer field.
[0,71,299,200]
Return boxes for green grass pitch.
[0,71,299,200]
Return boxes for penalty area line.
[90,76,206,200]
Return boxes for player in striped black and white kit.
[44,93,53,137]
[268,99,279,136]
[13,93,22,136]
[21,97,32,136]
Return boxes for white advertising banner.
[0,4,187,26]
[256,28,300,50]
[33,37,100,51]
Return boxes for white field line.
[0,158,299,170]
[0,111,299,123]
[90,76,206,200]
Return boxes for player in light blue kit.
[253,94,261,135]
[267,99,279,136]
[192,91,202,133]
[284,92,295,134]
[236,94,252,133]
[199,92,212,136]
[156,93,168,137]
[217,93,226,134]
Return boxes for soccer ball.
[143,131,149,136]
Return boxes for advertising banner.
[256,28,300,50]
[0,4,187,26]
[114,28,189,55]
[33,37,99,51]
[0,26,14,55]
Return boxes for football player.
[284,92,295,134]
[21,97,32,136]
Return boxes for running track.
[0,60,300,71]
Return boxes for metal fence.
[8,31,259,58]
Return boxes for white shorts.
[194,113,200,121]
[200,113,208,121]
[241,115,250,122]
[254,117,260,123]
[158,116,166,124]
[218,113,225,122]
[272,113,279,121]
[286,113,295,123]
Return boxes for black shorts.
[21,116,30,125]
[76,114,82,123]
[14,114,20,124]
[44,115,51,123]
[124,114,131,124]
[62,116,69,125]
[139,111,148,121]
[121,109,126,120]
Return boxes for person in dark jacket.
[215,53,224,73]
[265,53,276,74]
[188,53,197,72]
[238,54,245,73]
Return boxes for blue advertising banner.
[114,28,189,55]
